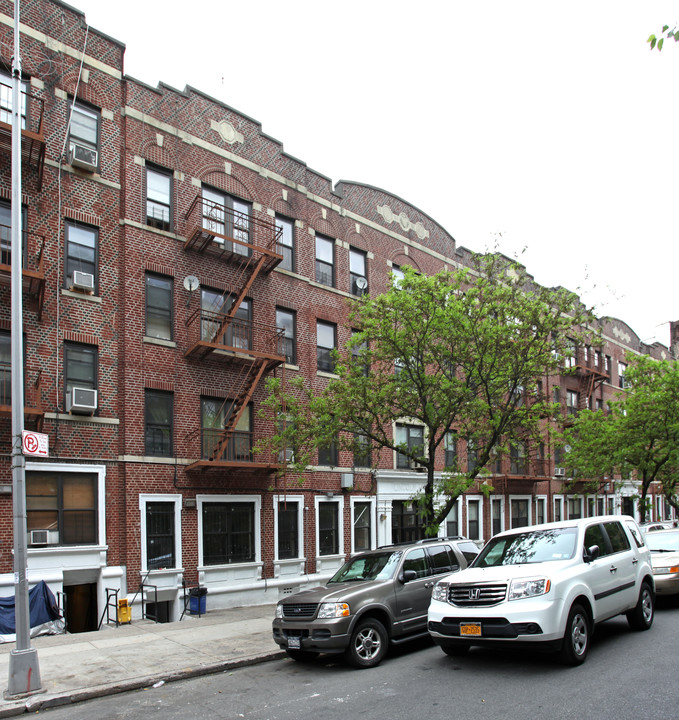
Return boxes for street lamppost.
[5,0,41,698]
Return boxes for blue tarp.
[0,581,59,634]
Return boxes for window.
[554,496,563,522]
[145,389,173,457]
[201,396,224,460]
[510,442,526,474]
[202,187,251,255]
[568,496,583,520]
[403,548,428,578]
[201,289,252,350]
[604,521,630,553]
[446,500,460,537]
[146,165,172,231]
[276,308,296,365]
[467,498,481,541]
[316,320,336,373]
[0,200,27,267]
[27,471,97,546]
[605,355,611,375]
[349,247,367,295]
[392,500,425,543]
[0,71,27,127]
[69,101,100,158]
[315,234,334,287]
[202,502,255,565]
[277,500,299,560]
[64,342,97,411]
[566,390,579,417]
[395,423,424,469]
[467,438,479,473]
[145,501,176,569]
[276,215,295,272]
[318,501,339,555]
[65,222,98,292]
[445,431,457,468]
[353,433,371,468]
[351,329,368,376]
[145,273,173,340]
[318,432,338,467]
[536,497,546,525]
[353,501,372,552]
[510,498,529,528]
[564,338,576,368]
[618,362,627,389]
[203,400,253,462]
[491,497,503,536]
[391,264,404,286]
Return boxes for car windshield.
[646,532,679,553]
[473,527,578,567]
[328,551,402,583]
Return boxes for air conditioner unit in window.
[554,467,566,477]
[30,530,59,545]
[68,387,97,414]
[69,142,98,171]
[72,270,95,292]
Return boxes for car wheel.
[285,649,319,662]
[626,581,654,631]
[558,603,590,666]
[440,642,471,657]
[345,618,388,669]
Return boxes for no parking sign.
[22,430,49,457]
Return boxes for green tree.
[260,253,595,535]
[564,355,679,521]
[648,25,679,51]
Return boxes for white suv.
[428,516,654,665]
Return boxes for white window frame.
[196,494,261,567]
[490,496,505,536]
[273,494,304,561]
[139,493,182,572]
[553,495,565,522]
[465,495,483,542]
[444,499,461,538]
[350,496,376,553]
[567,495,584,520]
[314,495,345,558]
[535,495,547,525]
[509,494,533,528]
[26,461,106,547]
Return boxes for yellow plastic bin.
[117,598,132,624]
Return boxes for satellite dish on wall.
[356,277,368,291]
[183,275,200,292]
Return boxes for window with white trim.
[139,494,181,572]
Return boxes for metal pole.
[6,0,41,697]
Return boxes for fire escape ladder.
[209,358,269,461]
[208,254,268,346]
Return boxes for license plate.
[287,635,301,649]
[460,623,482,637]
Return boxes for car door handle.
[609,565,618,574]
[424,582,435,588]
[632,558,638,565]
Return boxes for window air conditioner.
[70,142,98,171]
[72,270,95,292]
[554,467,566,477]
[340,473,354,489]
[30,530,59,545]
[68,387,97,414]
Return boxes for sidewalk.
[0,604,283,717]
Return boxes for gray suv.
[272,537,479,668]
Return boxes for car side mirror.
[584,544,600,563]
[400,569,418,584]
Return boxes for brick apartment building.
[0,0,673,631]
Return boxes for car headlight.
[508,577,551,600]
[275,604,284,618]
[654,566,679,575]
[317,602,350,618]
[432,582,449,603]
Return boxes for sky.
[69,1,678,347]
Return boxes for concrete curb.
[0,649,286,716]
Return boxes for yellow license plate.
[460,623,482,637]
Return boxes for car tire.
[345,618,388,669]
[285,649,319,662]
[440,642,471,657]
[626,581,654,631]
[558,603,590,666]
